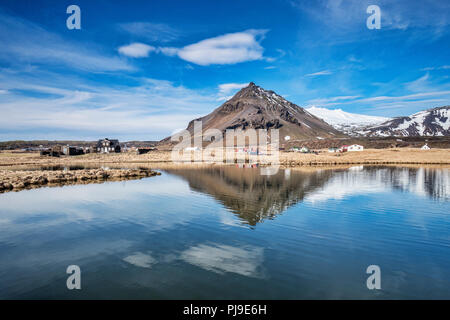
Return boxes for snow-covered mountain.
[361,106,450,137]
[306,106,389,136]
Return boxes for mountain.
[161,82,344,145]
[306,106,389,136]
[360,106,450,137]
[165,166,334,225]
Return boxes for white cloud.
[216,83,249,102]
[171,29,268,66]
[118,43,156,58]
[116,29,268,65]
[305,70,333,77]
[218,83,249,95]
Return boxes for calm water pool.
[0,166,449,299]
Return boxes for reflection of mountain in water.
[166,166,449,225]
[165,166,334,225]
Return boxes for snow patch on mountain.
[362,106,450,137]
[306,106,389,135]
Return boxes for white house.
[347,144,364,152]
[421,144,430,150]
[185,146,200,151]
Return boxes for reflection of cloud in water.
[181,243,264,278]
[305,174,385,203]
[123,252,156,268]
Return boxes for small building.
[97,138,121,153]
[328,147,339,153]
[347,144,364,152]
[185,146,200,151]
[62,145,84,156]
[339,145,349,152]
[136,147,157,155]
[421,144,430,150]
[300,146,310,153]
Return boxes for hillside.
[160,82,345,146]
[361,106,450,137]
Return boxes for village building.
[421,144,430,150]
[328,147,339,153]
[62,145,84,156]
[347,144,364,152]
[97,138,121,153]
[136,147,157,155]
[185,146,200,151]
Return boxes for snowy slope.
[361,106,450,137]
[306,106,389,135]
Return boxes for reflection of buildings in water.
[309,167,450,203]
[166,166,449,226]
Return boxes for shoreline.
[1,148,449,168]
[0,168,160,194]
[0,148,448,194]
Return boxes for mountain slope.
[161,82,344,145]
[361,106,450,137]
[306,106,389,135]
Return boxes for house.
[97,138,121,153]
[300,147,309,153]
[347,144,364,152]
[339,145,349,152]
[136,147,157,155]
[62,145,84,156]
[421,144,430,150]
[185,146,200,151]
[289,146,309,153]
[328,147,339,153]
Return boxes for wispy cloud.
[216,82,249,101]
[218,83,249,95]
[117,22,180,43]
[0,11,132,72]
[421,65,450,71]
[0,73,218,140]
[308,95,360,104]
[305,70,332,77]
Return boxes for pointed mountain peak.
[231,82,283,103]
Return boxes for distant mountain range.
[306,106,389,136]
[359,106,450,137]
[161,83,449,144]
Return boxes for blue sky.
[0,0,449,141]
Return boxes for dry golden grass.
[0,148,449,169]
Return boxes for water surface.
[0,166,449,299]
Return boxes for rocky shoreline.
[0,168,160,193]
